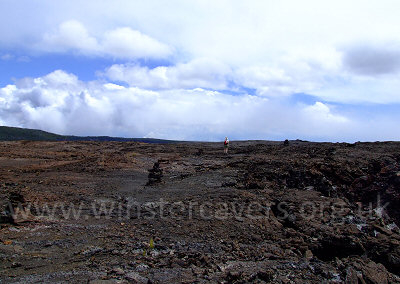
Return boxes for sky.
[1,0,400,142]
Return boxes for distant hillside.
[0,126,176,143]
[0,126,63,141]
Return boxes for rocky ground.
[1,140,400,283]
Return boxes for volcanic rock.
[146,161,163,186]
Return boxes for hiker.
[224,137,229,154]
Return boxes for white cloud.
[2,1,400,64]
[40,20,171,59]
[303,102,347,123]
[104,56,335,97]
[1,1,399,103]
[42,20,100,54]
[105,58,232,90]
[2,70,400,142]
[1,1,400,140]
[103,83,125,91]
[233,66,294,97]
[102,27,171,59]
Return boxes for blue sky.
[1,0,400,142]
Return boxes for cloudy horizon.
[1,0,400,142]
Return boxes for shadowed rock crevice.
[311,236,365,261]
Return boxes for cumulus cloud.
[1,1,400,141]
[104,57,332,97]
[102,27,171,59]
[233,66,295,97]
[42,20,99,54]
[0,70,363,141]
[40,20,172,59]
[1,1,399,104]
[343,43,400,76]
[105,58,232,90]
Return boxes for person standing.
[224,137,229,154]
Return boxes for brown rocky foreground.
[1,140,400,283]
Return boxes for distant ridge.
[0,126,176,143]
